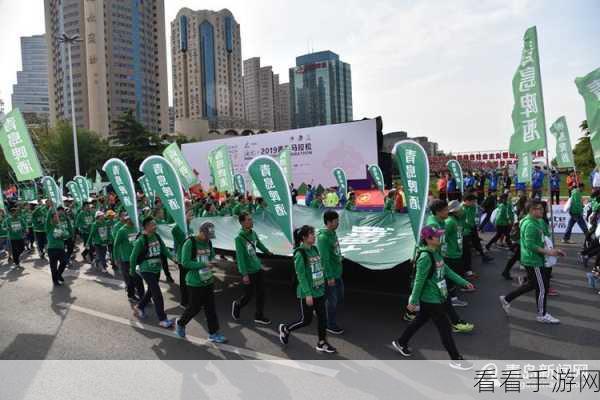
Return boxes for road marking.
[67,303,338,377]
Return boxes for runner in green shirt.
[392,225,474,370]
[562,183,589,243]
[32,199,52,260]
[6,206,27,267]
[172,209,193,307]
[23,202,35,251]
[113,214,144,302]
[279,224,337,354]
[175,222,227,344]
[87,211,110,271]
[0,209,8,260]
[486,193,512,250]
[76,202,94,262]
[46,206,69,286]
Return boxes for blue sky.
[0,0,598,155]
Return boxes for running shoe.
[391,340,412,357]
[208,333,227,343]
[174,319,186,338]
[536,313,560,324]
[499,295,510,315]
[315,341,337,354]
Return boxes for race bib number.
[128,233,137,243]
[11,222,22,231]
[457,230,463,247]
[199,267,212,281]
[246,242,256,257]
[334,240,341,256]
[147,240,161,257]
[98,227,107,240]
[54,228,64,238]
[437,279,448,298]
[309,256,325,288]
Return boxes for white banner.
[182,120,378,188]
[551,205,584,234]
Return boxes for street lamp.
[58,33,82,176]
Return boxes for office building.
[11,35,50,123]
[276,82,291,131]
[44,0,169,136]
[243,57,278,131]
[289,50,353,129]
[171,8,245,133]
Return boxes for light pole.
[59,33,82,176]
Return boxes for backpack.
[135,232,166,266]
[411,249,437,281]
[186,236,213,263]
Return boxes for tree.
[111,111,163,178]
[573,120,594,176]
[35,121,111,181]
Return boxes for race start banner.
[208,145,235,193]
[393,140,430,242]
[332,167,348,196]
[0,109,44,181]
[103,158,140,231]
[157,206,414,270]
[137,175,156,204]
[66,181,83,208]
[446,159,464,194]
[278,147,293,184]
[74,175,90,200]
[575,68,600,166]
[247,156,293,244]
[234,173,246,195]
[163,142,199,190]
[517,152,533,184]
[140,156,187,234]
[368,164,385,192]
[41,176,63,208]
[509,26,547,155]
[549,116,575,168]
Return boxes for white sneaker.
[536,313,560,324]
[499,296,510,315]
[451,297,468,307]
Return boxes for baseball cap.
[420,226,444,241]
[199,222,216,239]
[95,211,105,218]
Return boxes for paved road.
[0,234,597,361]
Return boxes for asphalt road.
[0,233,597,361]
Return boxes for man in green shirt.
[87,211,110,271]
[23,202,35,251]
[231,195,250,216]
[32,199,52,260]
[0,209,8,260]
[175,222,227,344]
[113,214,144,302]
[344,192,356,211]
[172,209,193,307]
[46,206,69,286]
[76,202,95,262]
[500,199,566,324]
[232,212,273,325]
[485,193,513,250]
[130,216,176,328]
[317,210,345,335]
[6,206,27,268]
[562,183,589,243]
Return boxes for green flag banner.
[163,142,199,190]
[247,156,293,243]
[332,167,348,196]
[157,206,414,270]
[234,173,246,194]
[278,147,292,184]
[208,145,235,193]
[58,176,64,196]
[19,185,37,202]
[393,140,430,242]
[137,175,156,204]
[103,158,140,231]
[74,175,90,200]
[140,156,187,234]
[0,109,44,181]
[549,116,575,168]
[93,170,102,193]
[66,181,83,208]
[41,176,63,208]
[368,164,385,192]
[517,152,533,184]
[446,159,464,194]
[575,68,600,166]
[509,26,547,154]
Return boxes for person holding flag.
[232,212,273,325]
[6,206,27,268]
[45,206,69,287]
[32,199,52,260]
[76,202,95,262]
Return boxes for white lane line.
[67,303,338,377]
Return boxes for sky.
[0,0,599,156]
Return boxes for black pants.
[48,248,66,284]
[179,264,189,306]
[236,270,265,318]
[550,190,560,205]
[120,261,145,299]
[503,246,520,276]
[138,271,167,321]
[397,302,461,360]
[178,284,219,335]
[284,296,327,342]
[160,255,174,280]
[26,229,34,248]
[65,238,75,261]
[34,231,46,256]
[10,239,25,265]
[505,266,550,317]
[487,225,512,248]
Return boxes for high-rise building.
[243,57,278,131]
[276,82,291,131]
[11,35,50,123]
[171,8,245,132]
[44,0,169,136]
[289,50,353,129]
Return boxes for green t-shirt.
[129,232,171,274]
[316,228,343,280]
[570,189,583,216]
[182,237,216,287]
[519,215,545,268]
[234,229,270,275]
[443,215,463,259]
[87,220,109,246]
[46,215,70,249]
[32,206,48,232]
[6,215,27,240]
[462,203,477,235]
[113,224,138,262]
[294,244,325,298]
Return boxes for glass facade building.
[289,51,353,129]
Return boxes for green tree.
[573,119,594,176]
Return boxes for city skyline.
[0,0,599,154]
